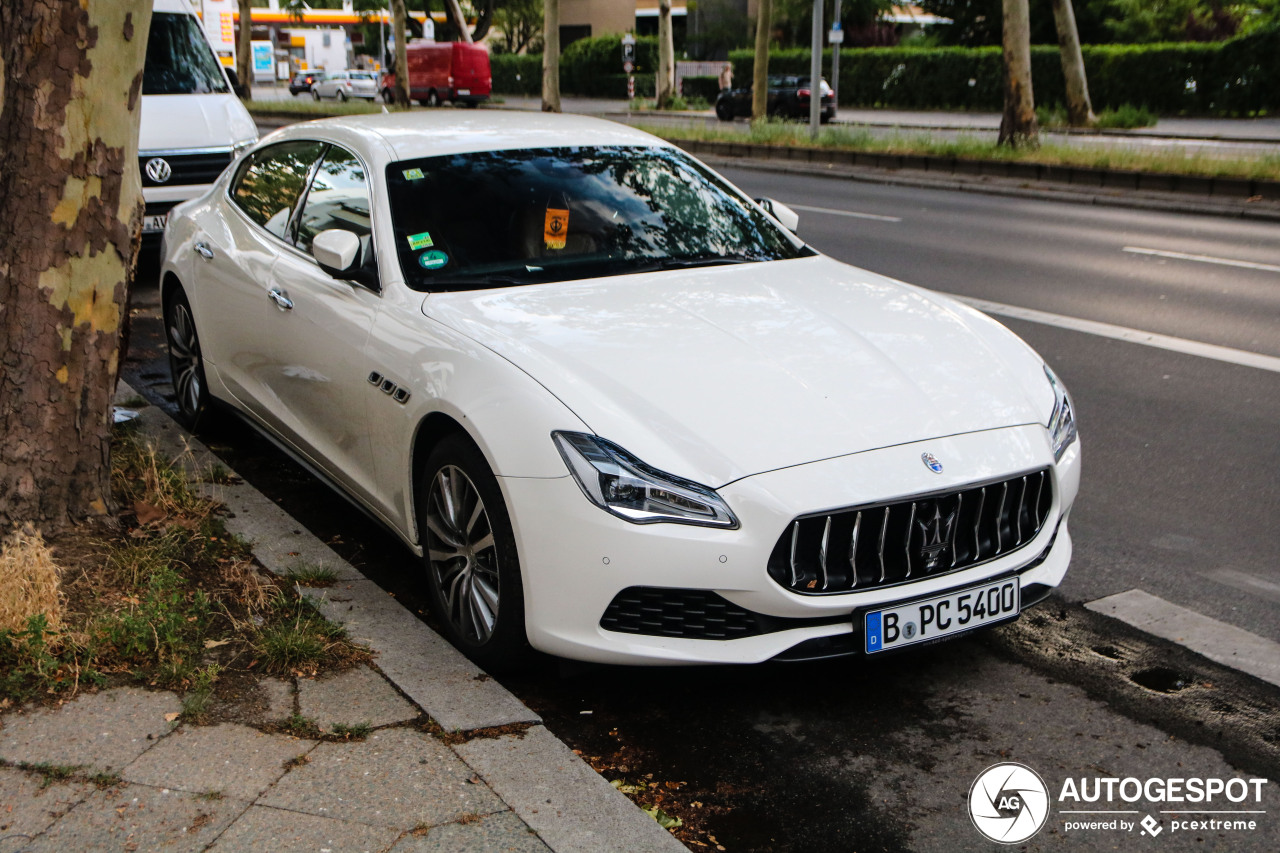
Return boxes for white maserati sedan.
[160,112,1080,668]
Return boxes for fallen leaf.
[203,638,233,649]
[133,500,167,525]
[164,712,180,722]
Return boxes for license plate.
[865,577,1019,653]
[457,88,470,96]
[143,213,167,233]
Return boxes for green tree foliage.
[492,0,543,53]
[769,0,897,47]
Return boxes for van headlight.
[1044,364,1078,462]
[553,431,738,528]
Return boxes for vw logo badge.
[921,452,943,474]
[145,157,172,184]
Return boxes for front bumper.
[504,424,1079,665]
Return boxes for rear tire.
[312,88,321,101]
[715,99,733,121]
[164,286,213,431]
[338,90,348,102]
[426,90,440,107]
[418,434,527,670]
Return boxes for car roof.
[272,111,673,162]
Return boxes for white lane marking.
[946,293,1280,374]
[1123,245,1280,273]
[786,203,902,222]
[1086,589,1280,688]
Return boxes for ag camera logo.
[969,762,1050,843]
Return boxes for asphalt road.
[121,169,1280,852]
[715,165,1280,646]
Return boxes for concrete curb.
[116,383,687,853]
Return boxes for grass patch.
[283,563,340,587]
[277,712,323,739]
[16,762,81,789]
[1095,104,1160,129]
[636,119,1280,182]
[330,721,372,740]
[245,98,391,117]
[0,424,370,706]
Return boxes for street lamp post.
[809,0,822,137]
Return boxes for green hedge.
[681,75,722,102]
[490,53,542,96]
[722,27,1280,114]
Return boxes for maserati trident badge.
[921,452,943,474]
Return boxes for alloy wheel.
[425,464,500,644]
[166,300,203,419]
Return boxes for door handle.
[268,287,294,311]
[193,241,214,260]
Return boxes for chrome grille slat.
[767,469,1054,596]
[903,502,917,579]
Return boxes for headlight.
[553,431,738,528]
[1044,364,1078,462]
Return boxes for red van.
[381,41,491,107]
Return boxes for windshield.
[387,145,810,292]
[144,12,230,95]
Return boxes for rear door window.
[230,141,327,240]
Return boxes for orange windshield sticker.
[544,208,569,250]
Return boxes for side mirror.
[225,67,248,99]
[755,197,800,233]
[312,229,362,277]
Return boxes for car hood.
[139,93,257,154]
[422,255,1053,487]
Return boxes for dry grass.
[0,525,63,634]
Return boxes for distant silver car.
[312,70,378,102]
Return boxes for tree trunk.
[0,0,151,530]
[444,0,473,43]
[998,0,1038,147]
[752,0,772,121]
[237,0,253,101]
[391,0,410,107]
[656,0,675,108]
[542,0,560,112]
[1050,0,1095,127]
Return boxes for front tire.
[426,90,440,107]
[338,90,348,102]
[419,435,527,670]
[715,99,733,121]
[312,88,321,101]
[164,286,212,431]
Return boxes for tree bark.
[752,0,772,121]
[391,0,410,107]
[237,0,253,101]
[998,0,1038,147]
[656,0,675,108]
[1050,0,1095,127]
[0,0,151,530]
[542,0,560,112]
[444,0,474,43]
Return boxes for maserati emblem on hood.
[921,452,943,474]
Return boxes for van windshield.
[144,12,231,95]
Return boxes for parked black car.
[288,71,320,96]
[715,75,835,122]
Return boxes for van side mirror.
[755,197,800,233]
[225,67,248,98]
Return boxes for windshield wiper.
[649,255,758,271]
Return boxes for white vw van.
[141,0,257,244]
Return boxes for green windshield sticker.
[407,231,434,250]
[402,168,425,180]
[419,250,449,270]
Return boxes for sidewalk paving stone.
[19,782,248,853]
[0,766,93,853]
[302,581,540,732]
[389,810,551,852]
[207,806,401,853]
[259,676,296,723]
[455,725,687,853]
[122,723,316,801]
[0,688,179,774]
[297,666,419,733]
[258,727,503,829]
